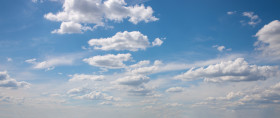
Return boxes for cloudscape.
[1,0,280,118]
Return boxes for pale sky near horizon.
[1,0,280,118]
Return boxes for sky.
[1,0,280,118]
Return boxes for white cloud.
[25,54,81,70]
[67,87,90,95]
[51,21,92,34]
[88,31,152,51]
[197,82,280,108]
[69,74,104,82]
[212,45,231,52]
[165,87,184,93]
[115,75,150,86]
[255,20,280,61]
[83,53,132,69]
[175,58,279,82]
[152,38,163,46]
[7,57,12,62]
[0,71,30,89]
[76,91,118,101]
[227,11,236,15]
[242,12,261,26]
[44,0,158,34]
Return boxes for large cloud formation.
[175,58,279,82]
[44,0,158,34]
[255,20,280,61]
[0,71,30,89]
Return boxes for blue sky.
[1,0,280,118]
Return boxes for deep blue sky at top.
[0,0,280,65]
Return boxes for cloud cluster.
[242,12,261,26]
[197,82,280,108]
[255,20,280,61]
[44,0,158,34]
[76,91,118,101]
[88,31,163,51]
[83,53,131,69]
[212,45,231,52]
[0,71,30,89]
[175,58,279,82]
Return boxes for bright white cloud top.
[44,0,158,34]
[175,58,279,82]
[83,53,132,69]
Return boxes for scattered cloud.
[152,38,163,46]
[227,11,236,15]
[0,71,30,89]
[69,74,104,82]
[83,53,132,69]
[44,0,158,34]
[76,91,119,101]
[88,31,156,51]
[115,75,150,86]
[255,20,280,61]
[6,57,12,62]
[175,58,279,82]
[242,11,261,26]
[165,87,184,93]
[25,53,82,70]
[212,45,231,52]
[196,82,280,108]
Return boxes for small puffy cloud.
[44,0,158,34]
[83,53,132,69]
[69,74,104,82]
[255,20,280,61]
[7,57,12,62]
[165,87,184,93]
[227,11,236,15]
[77,91,118,101]
[175,58,279,82]
[25,58,37,64]
[212,45,231,52]
[51,21,92,34]
[88,31,151,51]
[0,71,30,89]
[152,38,163,46]
[115,75,150,86]
[127,86,153,96]
[242,12,261,26]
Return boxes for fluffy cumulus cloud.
[88,31,162,51]
[69,74,104,82]
[165,87,184,93]
[83,53,132,69]
[0,71,30,89]
[51,21,93,34]
[67,87,90,95]
[175,58,279,82]
[242,11,261,26]
[255,20,280,61]
[152,38,163,46]
[44,0,158,34]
